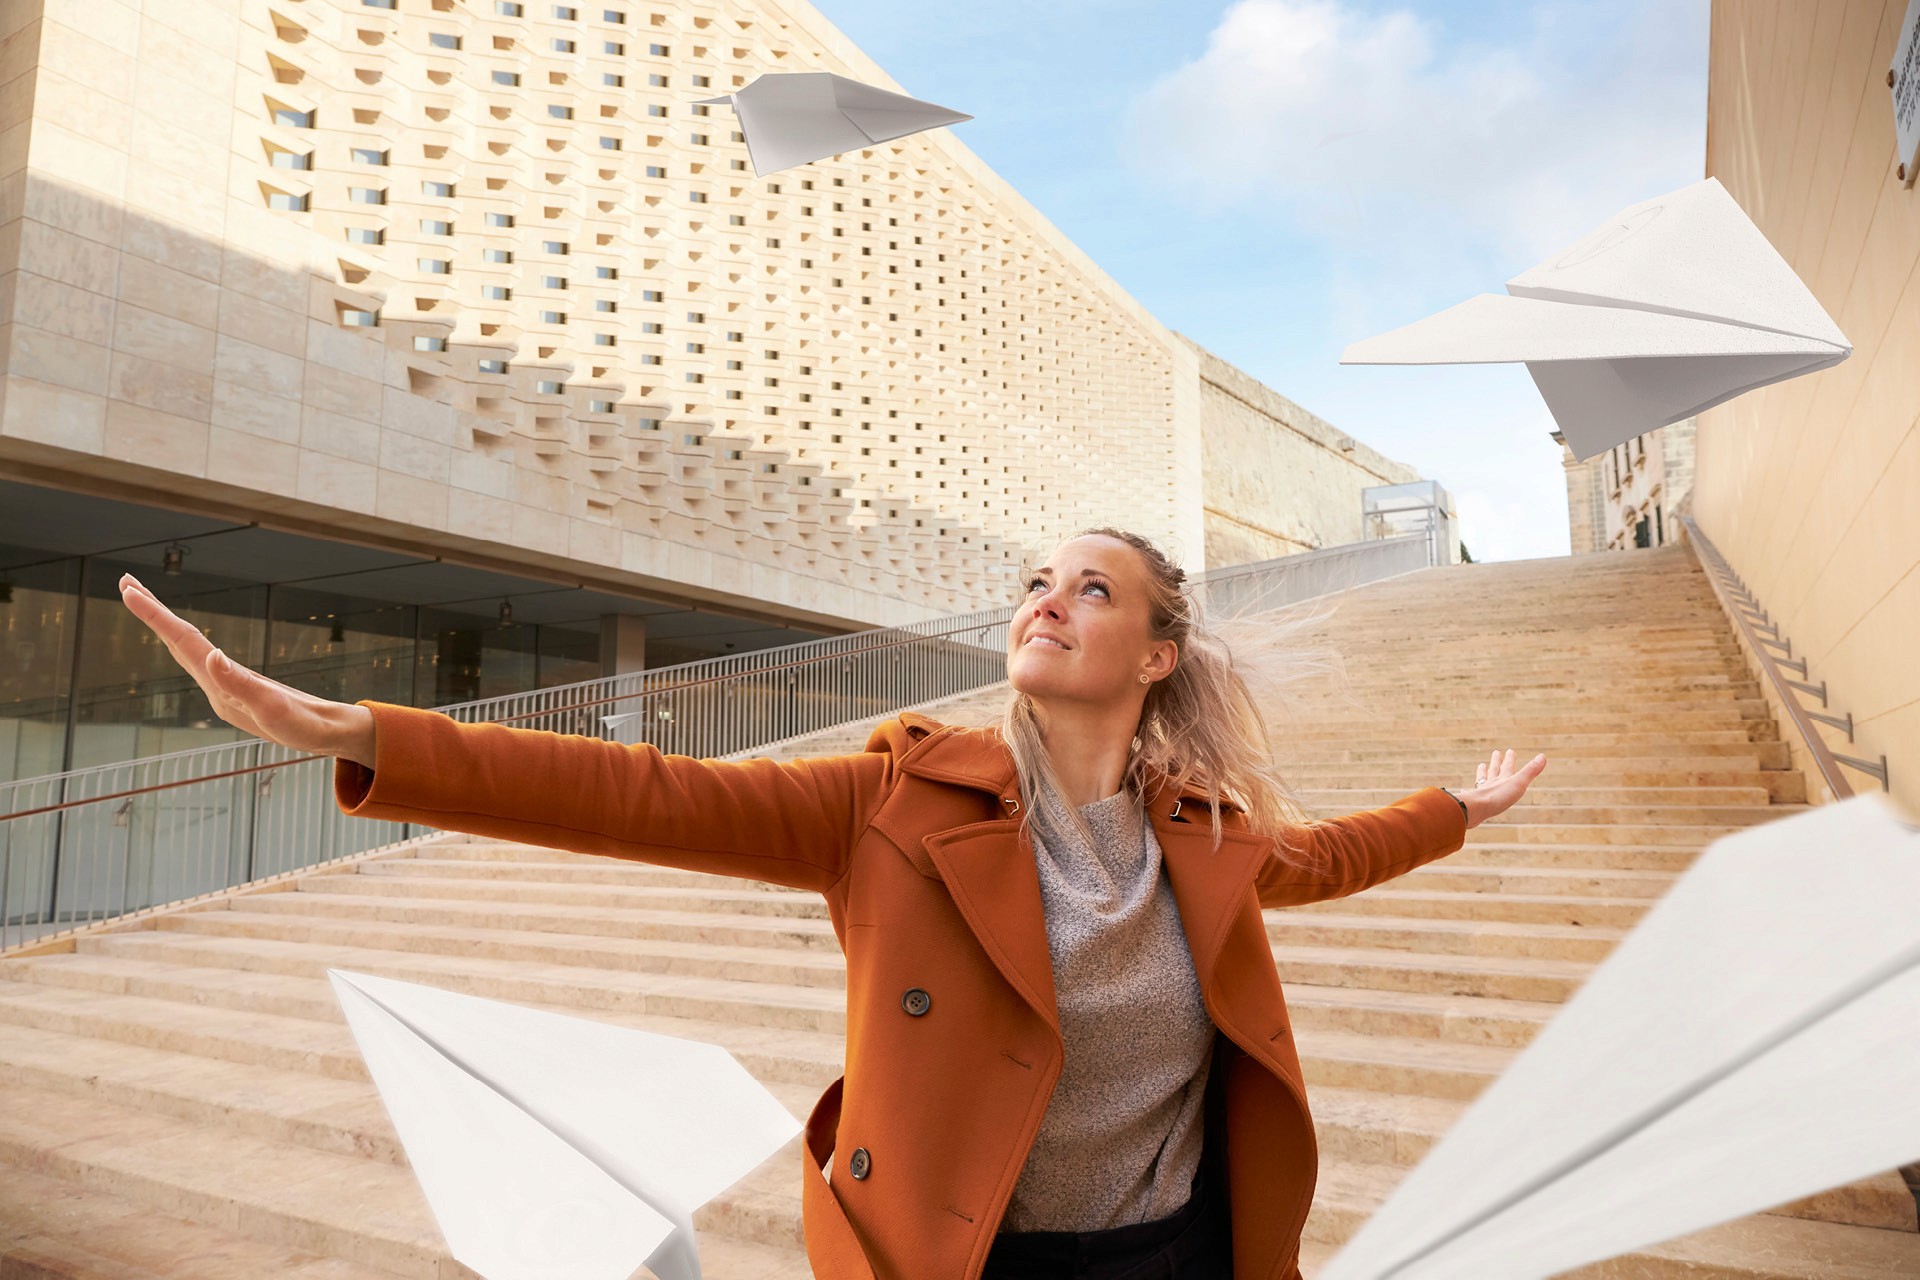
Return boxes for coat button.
[848,1147,872,1180]
[901,987,931,1017]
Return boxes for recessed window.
[641,353,662,364]
[269,148,311,170]
[639,417,661,430]
[419,258,451,273]
[595,265,619,279]
[274,106,315,128]
[593,333,616,346]
[493,70,521,86]
[684,372,704,383]
[602,72,624,87]
[688,191,706,203]
[362,0,395,9]
[727,214,745,226]
[685,341,703,353]
[692,74,710,87]
[420,219,452,235]
[765,238,780,248]
[340,307,379,326]
[641,322,662,333]
[641,289,663,302]
[482,284,512,300]
[346,226,384,244]
[594,299,616,312]
[349,186,386,204]
[692,134,710,147]
[422,180,454,197]
[430,32,461,49]
[414,336,449,352]
[267,191,308,211]
[351,147,388,165]
[647,104,668,118]
[648,73,668,87]
[691,104,708,116]
[603,41,623,54]
[542,240,570,256]
[552,38,575,52]
[541,274,567,288]
[604,9,626,22]
[729,160,745,170]
[485,212,514,227]
[479,358,509,373]
[496,0,523,12]
[648,42,667,55]
[645,165,666,178]
[536,379,566,394]
[553,3,576,16]
[601,137,622,150]
[686,311,704,322]
[549,104,574,119]
[483,247,513,263]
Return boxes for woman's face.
[1006,534,1176,704]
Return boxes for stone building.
[1697,0,1917,813]
[0,0,1436,782]
[1552,419,1695,554]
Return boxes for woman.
[116,527,1545,1280]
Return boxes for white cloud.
[1124,0,1705,561]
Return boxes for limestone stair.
[2,544,1915,1278]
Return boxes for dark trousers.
[977,1141,1234,1280]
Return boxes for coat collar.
[899,712,1269,1039]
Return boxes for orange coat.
[334,701,1468,1280]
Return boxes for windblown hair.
[997,526,1368,864]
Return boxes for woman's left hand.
[1459,749,1548,829]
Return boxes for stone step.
[0,1079,811,1277]
[1304,784,1773,806]
[1439,843,1700,871]
[0,960,845,1089]
[1270,913,1625,964]
[1397,863,1676,898]
[1268,943,1591,1003]
[0,1159,412,1280]
[1287,769,1807,802]
[1301,742,1788,765]
[153,906,848,989]
[1290,888,1653,928]
[1279,983,1557,1049]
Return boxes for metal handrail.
[1681,515,1889,800]
[0,534,1435,951]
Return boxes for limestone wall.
[1699,0,1918,813]
[1185,337,1421,567]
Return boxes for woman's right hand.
[117,573,378,769]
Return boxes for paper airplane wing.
[1338,176,1850,460]
[1320,795,1920,1280]
[701,72,968,176]
[329,971,677,1280]
[1504,177,1852,351]
[827,73,973,147]
[330,970,803,1280]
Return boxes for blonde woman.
[118,527,1545,1280]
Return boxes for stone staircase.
[3,543,1917,1278]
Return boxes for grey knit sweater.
[998,776,1217,1233]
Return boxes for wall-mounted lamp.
[162,543,191,575]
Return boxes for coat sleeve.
[332,699,897,894]
[1253,786,1469,909]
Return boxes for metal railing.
[1682,515,1890,800]
[0,533,1433,951]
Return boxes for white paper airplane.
[696,71,971,176]
[328,969,802,1280]
[1320,793,1920,1279]
[1340,177,1851,462]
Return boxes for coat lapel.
[899,719,1272,1029]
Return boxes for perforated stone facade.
[0,0,1430,632]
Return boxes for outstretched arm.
[334,700,893,895]
[1255,749,1547,908]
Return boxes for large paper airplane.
[696,71,971,176]
[1320,793,1920,1279]
[328,969,802,1280]
[1340,177,1851,462]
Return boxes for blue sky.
[812,0,1711,561]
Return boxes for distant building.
[1552,419,1694,553]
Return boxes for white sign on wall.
[1894,0,1920,186]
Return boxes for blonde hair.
[998,526,1367,864]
